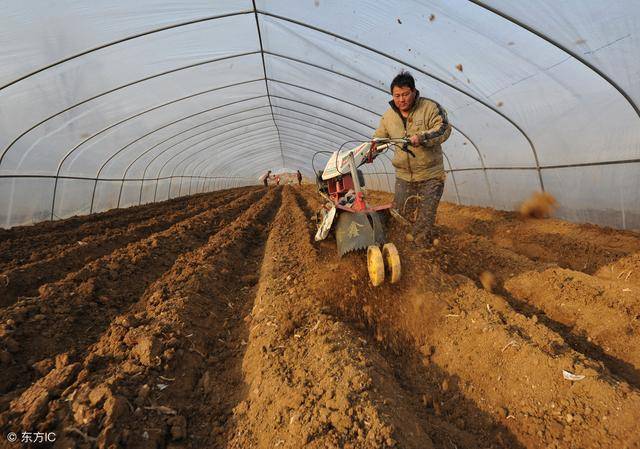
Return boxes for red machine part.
[325,141,393,213]
[327,174,354,203]
[328,173,391,213]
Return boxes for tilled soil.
[1,185,639,449]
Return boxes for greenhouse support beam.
[47,77,265,219]
[469,0,640,120]
[0,10,255,92]
[171,130,280,198]
[269,81,491,202]
[253,0,285,168]
[163,125,280,200]
[94,101,273,212]
[1,52,262,171]
[264,51,492,202]
[256,10,544,192]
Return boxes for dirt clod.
[132,335,162,367]
[168,415,187,440]
[519,192,557,218]
[89,384,112,407]
[479,270,496,291]
[104,395,129,423]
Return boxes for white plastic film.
[0,1,638,229]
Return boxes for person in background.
[373,70,451,245]
[296,170,303,186]
[262,170,271,187]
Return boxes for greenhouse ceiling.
[1,0,639,229]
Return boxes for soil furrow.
[0,193,198,258]
[295,188,525,448]
[0,187,256,272]
[366,189,640,280]
[0,188,245,243]
[594,252,640,288]
[0,188,266,399]
[505,268,640,386]
[437,202,640,277]
[322,254,640,446]
[0,189,250,307]
[430,226,640,388]
[227,187,405,449]
[298,186,640,448]
[0,184,637,449]
[0,187,282,448]
[370,185,640,387]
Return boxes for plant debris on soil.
[1,185,639,449]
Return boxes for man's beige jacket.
[374,93,451,182]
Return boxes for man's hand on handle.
[409,134,421,146]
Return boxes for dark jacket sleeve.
[420,102,451,146]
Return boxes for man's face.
[392,86,416,113]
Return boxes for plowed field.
[1,185,639,449]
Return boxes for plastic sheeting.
[1,1,639,229]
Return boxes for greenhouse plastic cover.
[1,0,639,229]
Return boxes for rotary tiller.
[313,138,413,286]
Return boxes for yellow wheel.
[383,243,401,284]
[367,245,385,287]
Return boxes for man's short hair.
[390,71,415,92]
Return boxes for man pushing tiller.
[312,71,451,286]
[374,71,451,245]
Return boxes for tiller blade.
[335,211,385,256]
